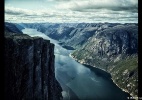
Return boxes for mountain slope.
[23,23,123,49]
[5,22,23,34]
[71,24,138,97]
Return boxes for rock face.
[72,24,138,60]
[4,31,62,100]
[71,24,138,97]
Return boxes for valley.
[5,22,138,99]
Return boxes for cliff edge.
[4,31,62,100]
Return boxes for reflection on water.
[22,28,131,100]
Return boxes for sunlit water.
[22,28,131,100]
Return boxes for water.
[22,28,131,100]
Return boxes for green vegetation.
[72,50,138,97]
[110,55,138,97]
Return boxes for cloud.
[5,6,81,23]
[5,0,138,23]
[5,6,41,16]
[47,0,71,1]
[55,0,71,1]
[56,0,138,12]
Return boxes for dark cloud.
[68,0,138,12]
[5,9,23,15]
[5,7,53,16]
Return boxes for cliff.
[4,31,62,100]
[71,24,138,97]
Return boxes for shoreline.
[69,53,137,99]
[111,79,137,99]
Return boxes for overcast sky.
[5,0,138,23]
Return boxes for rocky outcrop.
[71,24,138,97]
[4,32,62,100]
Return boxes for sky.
[5,0,138,23]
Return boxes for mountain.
[14,23,25,30]
[5,22,24,34]
[71,24,138,97]
[23,23,123,49]
[4,23,62,100]
[19,22,138,97]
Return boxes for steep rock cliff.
[71,24,138,97]
[4,32,62,100]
